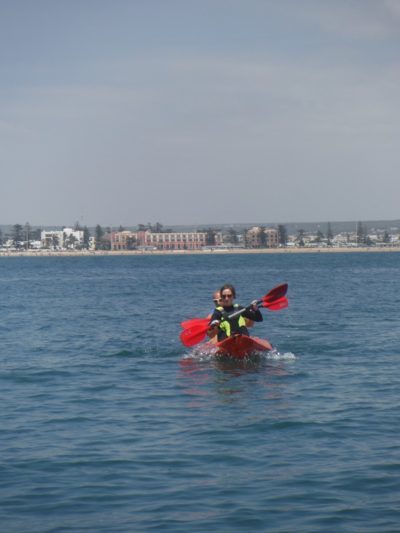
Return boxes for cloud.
[1,1,400,225]
[292,0,400,39]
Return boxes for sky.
[1,0,400,227]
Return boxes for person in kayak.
[209,289,254,331]
[212,290,222,307]
[208,284,263,341]
[207,290,223,344]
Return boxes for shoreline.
[1,246,400,257]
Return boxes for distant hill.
[168,220,400,234]
[1,219,399,236]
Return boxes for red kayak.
[213,334,273,359]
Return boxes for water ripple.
[1,254,400,531]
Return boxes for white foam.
[264,349,296,360]
[183,345,296,362]
[181,343,217,362]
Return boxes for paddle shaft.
[210,302,261,328]
[181,284,288,330]
[180,283,288,347]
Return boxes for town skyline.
[1,218,399,253]
[1,217,400,235]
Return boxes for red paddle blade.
[262,295,288,311]
[180,283,289,347]
[180,323,210,347]
[181,317,209,330]
[263,283,288,304]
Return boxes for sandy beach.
[1,246,400,257]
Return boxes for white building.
[41,228,84,250]
[41,230,64,250]
[63,228,84,249]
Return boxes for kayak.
[213,334,273,358]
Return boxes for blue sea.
[1,252,400,532]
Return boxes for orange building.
[246,227,279,248]
[111,229,222,251]
[111,231,137,250]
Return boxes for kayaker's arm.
[242,304,263,322]
[208,310,221,336]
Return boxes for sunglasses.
[222,293,233,299]
[213,298,221,304]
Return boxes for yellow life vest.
[216,305,246,337]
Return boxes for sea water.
[1,252,400,531]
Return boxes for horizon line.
[1,217,400,229]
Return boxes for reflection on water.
[178,350,297,410]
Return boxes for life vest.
[216,305,246,337]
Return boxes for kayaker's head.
[212,290,222,306]
[220,284,236,306]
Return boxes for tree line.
[0,222,91,250]
[1,220,389,251]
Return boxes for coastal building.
[245,227,279,248]
[111,229,223,251]
[63,228,84,249]
[41,228,84,250]
[111,231,137,251]
[41,230,64,250]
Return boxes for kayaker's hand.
[250,300,259,310]
[210,320,220,328]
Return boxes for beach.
[1,246,400,257]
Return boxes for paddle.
[181,283,288,330]
[181,283,288,329]
[181,317,210,330]
[262,295,288,311]
[180,283,288,347]
[261,282,288,303]
[180,296,288,331]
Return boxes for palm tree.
[12,224,23,249]
[83,226,91,249]
[51,234,59,250]
[204,228,217,246]
[126,236,137,250]
[277,225,287,246]
[296,229,305,247]
[24,222,31,250]
[327,222,333,246]
[65,234,77,249]
[95,225,104,250]
[258,226,268,248]
[226,228,238,245]
[314,230,324,244]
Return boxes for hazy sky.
[1,0,400,227]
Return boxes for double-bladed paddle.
[181,282,288,330]
[180,283,288,347]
